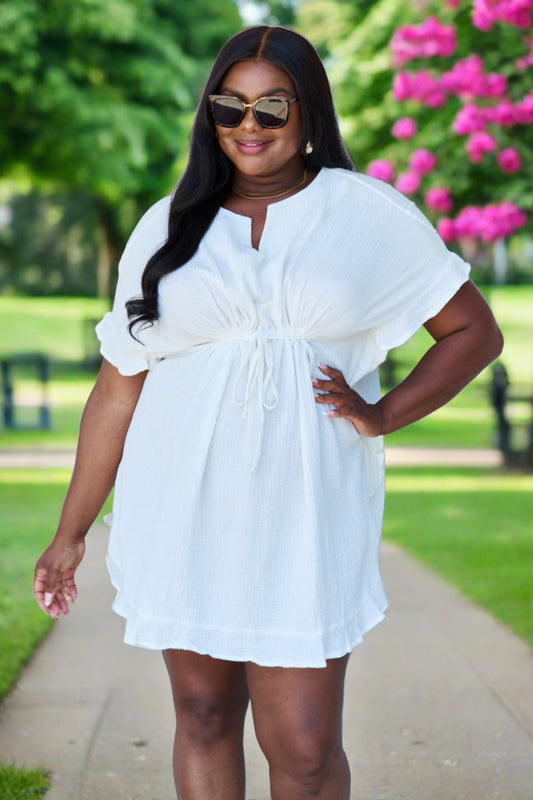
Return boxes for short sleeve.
[95,196,170,375]
[354,177,471,354]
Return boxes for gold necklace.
[232,170,308,200]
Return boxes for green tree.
[296,0,413,164]
[262,1,298,25]
[0,0,242,297]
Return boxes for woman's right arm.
[33,358,147,620]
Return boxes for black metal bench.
[489,362,533,467]
[0,353,51,430]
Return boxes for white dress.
[96,167,470,667]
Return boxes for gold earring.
[305,140,313,155]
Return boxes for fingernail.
[44,592,53,607]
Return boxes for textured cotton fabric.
[96,167,470,667]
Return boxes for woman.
[34,25,503,800]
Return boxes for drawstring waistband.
[156,329,307,472]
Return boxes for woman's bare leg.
[163,650,249,800]
[246,654,351,800]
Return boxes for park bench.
[0,353,51,430]
[490,362,533,468]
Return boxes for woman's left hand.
[313,364,384,437]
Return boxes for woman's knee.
[163,650,249,748]
[176,692,247,747]
[258,724,343,782]
[248,655,349,783]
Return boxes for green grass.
[0,471,71,702]
[384,466,533,646]
[0,762,51,799]
[0,470,113,702]
[0,296,109,362]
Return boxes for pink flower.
[425,187,453,213]
[472,0,533,31]
[484,100,519,126]
[480,202,527,241]
[497,147,522,173]
[484,73,508,98]
[366,159,395,183]
[409,148,437,174]
[391,17,457,68]
[472,3,494,31]
[441,56,507,100]
[437,218,456,242]
[517,37,533,70]
[450,202,527,243]
[466,131,497,162]
[395,172,421,195]
[494,202,527,238]
[392,117,418,139]
[393,72,412,101]
[453,104,487,135]
[515,92,533,124]
[446,0,460,7]
[454,206,485,237]
[393,71,446,107]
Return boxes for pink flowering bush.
[366,159,395,183]
[392,117,418,139]
[382,5,531,248]
[497,147,522,172]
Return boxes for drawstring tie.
[229,329,290,471]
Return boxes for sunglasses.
[208,94,298,128]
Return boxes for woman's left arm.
[313,280,504,437]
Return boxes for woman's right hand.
[33,537,86,620]
[31,360,146,621]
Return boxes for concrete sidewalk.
[1,525,532,800]
[0,445,504,469]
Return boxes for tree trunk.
[95,202,125,301]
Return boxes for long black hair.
[126,25,354,335]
